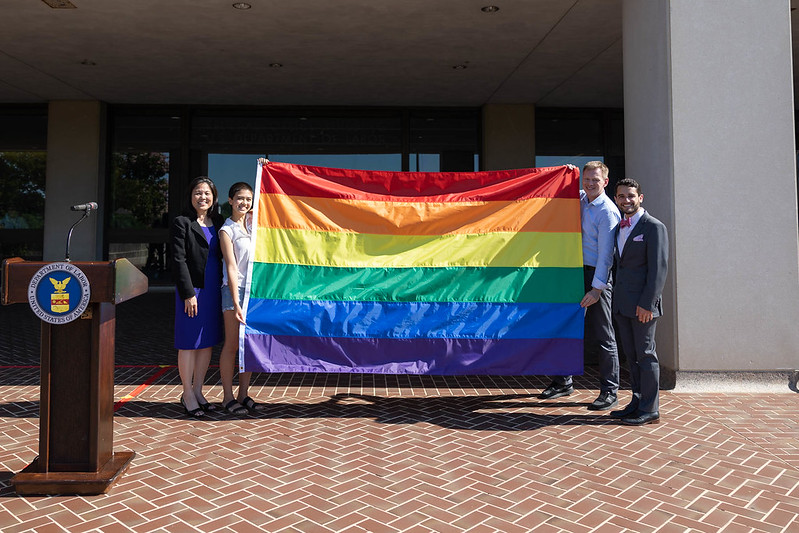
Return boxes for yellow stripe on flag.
[254,227,582,268]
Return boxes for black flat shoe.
[241,396,266,412]
[224,399,247,415]
[198,400,218,412]
[180,395,205,418]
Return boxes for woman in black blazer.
[170,176,224,418]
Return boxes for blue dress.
[174,225,223,349]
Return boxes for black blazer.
[612,211,669,318]
[170,213,224,300]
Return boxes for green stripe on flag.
[250,263,584,303]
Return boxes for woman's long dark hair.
[184,176,222,222]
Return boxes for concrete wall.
[43,101,106,261]
[623,0,799,373]
[481,104,535,170]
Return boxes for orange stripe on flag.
[259,194,580,235]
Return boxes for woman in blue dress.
[170,176,224,417]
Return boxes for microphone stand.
[65,210,91,262]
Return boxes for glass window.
[535,115,604,157]
[268,154,402,171]
[192,114,403,154]
[535,155,604,169]
[0,151,46,259]
[0,151,46,229]
[207,153,264,219]
[409,153,441,172]
[109,152,170,230]
[409,110,480,171]
[108,111,182,283]
[106,152,171,281]
[0,107,47,260]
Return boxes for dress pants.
[550,266,619,392]
[613,313,660,413]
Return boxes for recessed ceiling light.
[41,0,76,8]
[232,2,252,9]
[481,5,500,13]
[269,63,283,68]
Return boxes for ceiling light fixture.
[232,2,252,9]
[41,0,76,8]
[481,6,500,13]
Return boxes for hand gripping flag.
[241,162,584,375]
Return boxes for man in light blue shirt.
[540,161,621,410]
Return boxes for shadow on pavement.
[1,393,618,431]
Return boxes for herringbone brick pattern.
[1,294,798,531]
[1,371,798,532]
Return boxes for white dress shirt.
[617,208,644,256]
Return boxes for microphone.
[65,202,98,261]
[70,202,98,211]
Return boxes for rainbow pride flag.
[241,162,584,375]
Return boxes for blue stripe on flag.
[244,298,583,340]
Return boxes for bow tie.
[619,218,632,228]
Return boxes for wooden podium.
[2,257,148,495]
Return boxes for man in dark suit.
[610,178,668,426]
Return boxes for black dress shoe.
[587,391,618,411]
[621,412,660,426]
[609,403,639,419]
[539,382,573,400]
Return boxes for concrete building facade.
[1,0,797,382]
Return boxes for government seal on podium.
[27,262,91,324]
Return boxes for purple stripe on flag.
[243,334,583,375]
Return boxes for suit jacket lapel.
[190,219,208,246]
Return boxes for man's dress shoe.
[621,412,660,426]
[539,383,574,400]
[588,391,618,411]
[609,403,639,419]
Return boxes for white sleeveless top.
[219,212,252,287]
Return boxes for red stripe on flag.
[260,162,578,201]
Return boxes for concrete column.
[43,101,106,261]
[623,0,799,375]
[481,104,535,170]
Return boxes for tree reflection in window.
[0,151,46,230]
[111,152,169,229]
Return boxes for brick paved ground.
[1,294,798,532]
